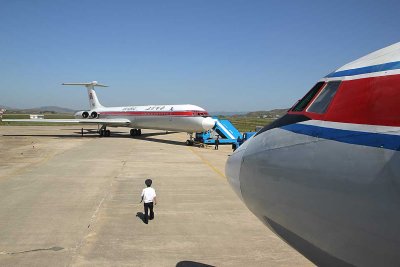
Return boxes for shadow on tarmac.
[176,261,215,267]
[136,212,146,224]
[2,130,189,146]
[2,130,181,140]
[136,135,186,146]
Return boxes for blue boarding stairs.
[193,117,256,149]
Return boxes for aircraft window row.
[143,112,171,115]
[307,81,341,114]
[291,82,325,112]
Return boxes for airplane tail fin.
[62,81,107,109]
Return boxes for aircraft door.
[169,107,174,122]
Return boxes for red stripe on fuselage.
[100,110,209,117]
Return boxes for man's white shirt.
[142,187,156,203]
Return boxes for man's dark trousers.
[144,202,154,224]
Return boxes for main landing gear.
[99,129,111,137]
[130,129,142,137]
[99,126,111,137]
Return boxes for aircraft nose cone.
[225,149,244,200]
[202,117,215,131]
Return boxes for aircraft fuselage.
[226,42,400,266]
[76,104,214,133]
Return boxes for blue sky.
[0,0,399,112]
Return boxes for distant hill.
[210,111,248,116]
[211,109,289,118]
[0,105,13,110]
[245,108,289,118]
[1,105,76,114]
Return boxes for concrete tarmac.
[0,126,313,267]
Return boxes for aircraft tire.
[105,130,111,137]
[130,129,135,137]
[99,129,104,137]
[138,129,142,136]
[186,140,194,146]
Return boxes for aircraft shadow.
[2,130,180,140]
[2,131,189,146]
[176,261,215,267]
[2,134,93,139]
[136,135,186,146]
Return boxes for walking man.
[140,179,157,224]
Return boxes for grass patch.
[218,116,275,132]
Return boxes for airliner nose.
[225,149,244,200]
[202,117,216,131]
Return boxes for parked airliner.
[3,82,215,144]
[226,42,400,266]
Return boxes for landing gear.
[186,133,194,146]
[130,129,142,137]
[99,126,111,137]
[186,140,194,146]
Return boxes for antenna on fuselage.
[62,81,108,109]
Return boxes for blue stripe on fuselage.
[281,123,400,151]
[325,61,400,78]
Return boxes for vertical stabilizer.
[62,81,107,110]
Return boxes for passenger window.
[307,81,341,114]
[291,82,325,112]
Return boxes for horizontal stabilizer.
[62,81,108,87]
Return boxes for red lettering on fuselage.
[100,110,209,117]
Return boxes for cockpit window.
[307,81,341,114]
[291,82,325,112]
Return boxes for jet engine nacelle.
[82,111,89,118]
[74,110,90,119]
[90,111,99,118]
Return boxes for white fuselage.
[76,104,215,133]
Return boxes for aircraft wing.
[2,118,131,125]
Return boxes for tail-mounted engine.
[90,111,99,118]
[82,111,89,118]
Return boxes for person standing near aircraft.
[215,136,220,150]
[140,179,157,224]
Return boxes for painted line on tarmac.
[188,147,226,180]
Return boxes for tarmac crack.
[0,246,64,255]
